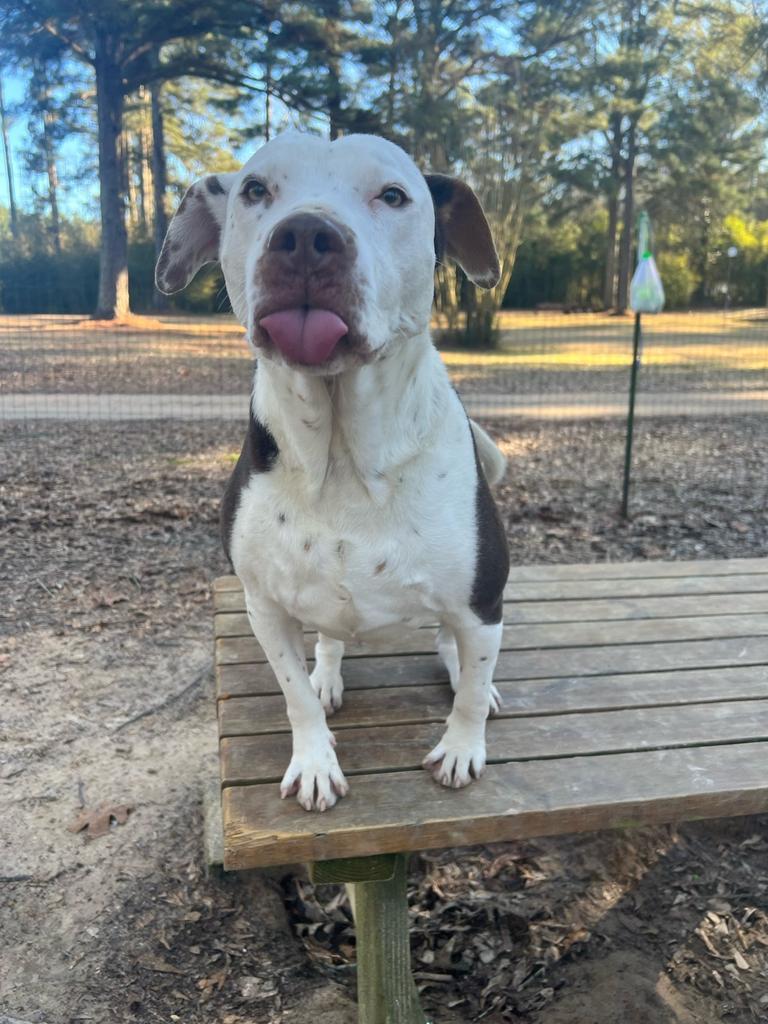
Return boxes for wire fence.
[2,303,767,520]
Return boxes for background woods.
[1,0,767,344]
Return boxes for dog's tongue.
[259,308,347,366]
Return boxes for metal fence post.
[621,311,642,518]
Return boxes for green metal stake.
[621,311,642,518]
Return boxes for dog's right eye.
[242,179,270,203]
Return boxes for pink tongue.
[259,308,348,366]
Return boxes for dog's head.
[156,133,499,373]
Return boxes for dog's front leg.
[310,633,345,713]
[244,592,349,811]
[424,620,503,788]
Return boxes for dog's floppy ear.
[424,173,500,290]
[155,172,237,294]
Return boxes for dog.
[156,133,510,811]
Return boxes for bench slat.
[214,592,768,637]
[214,573,768,612]
[215,613,768,665]
[509,558,768,581]
[213,558,768,598]
[216,636,768,697]
[220,698,768,784]
[216,665,768,736]
[222,741,768,868]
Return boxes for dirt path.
[1,626,357,1024]
[3,389,768,420]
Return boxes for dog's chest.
[231,458,476,640]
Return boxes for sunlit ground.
[0,310,766,396]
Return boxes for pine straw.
[286,828,768,1022]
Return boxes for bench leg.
[310,854,429,1024]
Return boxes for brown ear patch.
[425,173,500,290]
[155,174,234,294]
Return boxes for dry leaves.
[67,802,133,839]
[287,830,768,1021]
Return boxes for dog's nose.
[267,213,347,268]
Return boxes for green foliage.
[1,0,768,326]
[0,246,98,312]
[655,252,697,309]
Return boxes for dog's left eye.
[242,179,270,203]
[378,186,409,208]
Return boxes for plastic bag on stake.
[630,254,665,313]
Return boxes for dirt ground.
[2,414,768,1024]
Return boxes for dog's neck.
[253,331,447,503]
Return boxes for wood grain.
[214,573,768,613]
[214,613,768,666]
[222,741,768,868]
[509,558,768,581]
[214,592,768,637]
[216,636,768,698]
[214,557,768,597]
[216,665,768,736]
[220,698,768,783]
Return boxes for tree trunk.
[0,78,19,242]
[150,81,169,311]
[327,57,343,139]
[603,112,622,310]
[135,88,149,236]
[94,32,130,319]
[264,55,272,141]
[616,119,636,314]
[42,109,62,254]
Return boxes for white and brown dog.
[156,133,509,811]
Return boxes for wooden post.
[310,854,429,1024]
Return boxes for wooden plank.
[202,777,224,870]
[508,574,768,602]
[220,698,768,783]
[216,665,768,737]
[215,613,768,666]
[214,575,242,592]
[510,558,768,582]
[214,592,768,637]
[222,741,768,868]
[216,636,768,698]
[213,573,768,613]
[214,559,768,597]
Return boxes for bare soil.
[2,414,767,1024]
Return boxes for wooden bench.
[211,557,768,1023]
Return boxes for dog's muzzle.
[254,212,363,368]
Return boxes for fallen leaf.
[733,949,749,970]
[138,954,185,975]
[67,802,133,839]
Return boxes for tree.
[0,77,19,242]
[0,1,274,318]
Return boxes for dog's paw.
[309,664,344,714]
[280,735,349,811]
[423,722,486,789]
